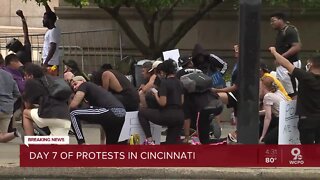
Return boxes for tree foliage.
[25,0,320,58]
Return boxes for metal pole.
[237,0,261,144]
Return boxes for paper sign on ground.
[118,111,162,144]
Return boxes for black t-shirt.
[275,25,300,63]
[292,68,320,117]
[176,69,187,79]
[108,70,139,110]
[158,77,184,108]
[16,44,32,65]
[77,82,124,109]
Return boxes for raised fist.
[16,10,24,18]
[269,47,276,54]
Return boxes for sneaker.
[13,128,21,138]
[15,126,25,143]
[182,137,192,144]
[190,136,201,145]
[143,139,155,145]
[227,132,237,143]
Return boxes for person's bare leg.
[139,90,148,108]
[100,126,106,144]
[217,92,229,105]
[22,109,34,136]
[0,132,15,142]
[183,118,191,143]
[216,92,229,124]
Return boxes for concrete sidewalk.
[0,167,320,179]
[1,122,320,179]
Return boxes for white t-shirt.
[42,27,61,65]
[263,90,288,117]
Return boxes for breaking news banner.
[20,145,320,167]
[24,136,69,146]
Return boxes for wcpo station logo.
[289,147,304,165]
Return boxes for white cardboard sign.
[278,100,300,144]
[118,111,162,144]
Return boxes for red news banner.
[20,145,320,167]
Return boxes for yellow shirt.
[262,73,292,101]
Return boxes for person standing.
[270,47,320,144]
[41,3,61,75]
[270,12,302,98]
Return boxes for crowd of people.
[1,6,319,145]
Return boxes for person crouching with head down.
[22,64,71,137]
[69,76,126,144]
[259,76,289,144]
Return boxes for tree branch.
[160,0,224,51]
[99,5,150,56]
[134,5,157,51]
[134,5,150,33]
[159,0,182,23]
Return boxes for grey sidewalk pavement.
[1,122,320,179]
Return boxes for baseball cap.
[148,60,163,73]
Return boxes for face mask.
[305,63,311,72]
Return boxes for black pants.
[263,126,279,144]
[196,106,223,144]
[299,116,320,144]
[70,107,125,144]
[262,116,279,144]
[138,108,184,144]
[8,98,22,132]
[114,91,139,111]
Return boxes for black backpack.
[40,76,72,100]
[180,72,212,93]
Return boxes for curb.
[0,167,320,179]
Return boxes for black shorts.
[227,92,238,115]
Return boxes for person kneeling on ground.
[91,68,139,111]
[259,76,289,144]
[22,64,71,137]
[138,60,184,145]
[69,76,126,145]
[0,68,21,142]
